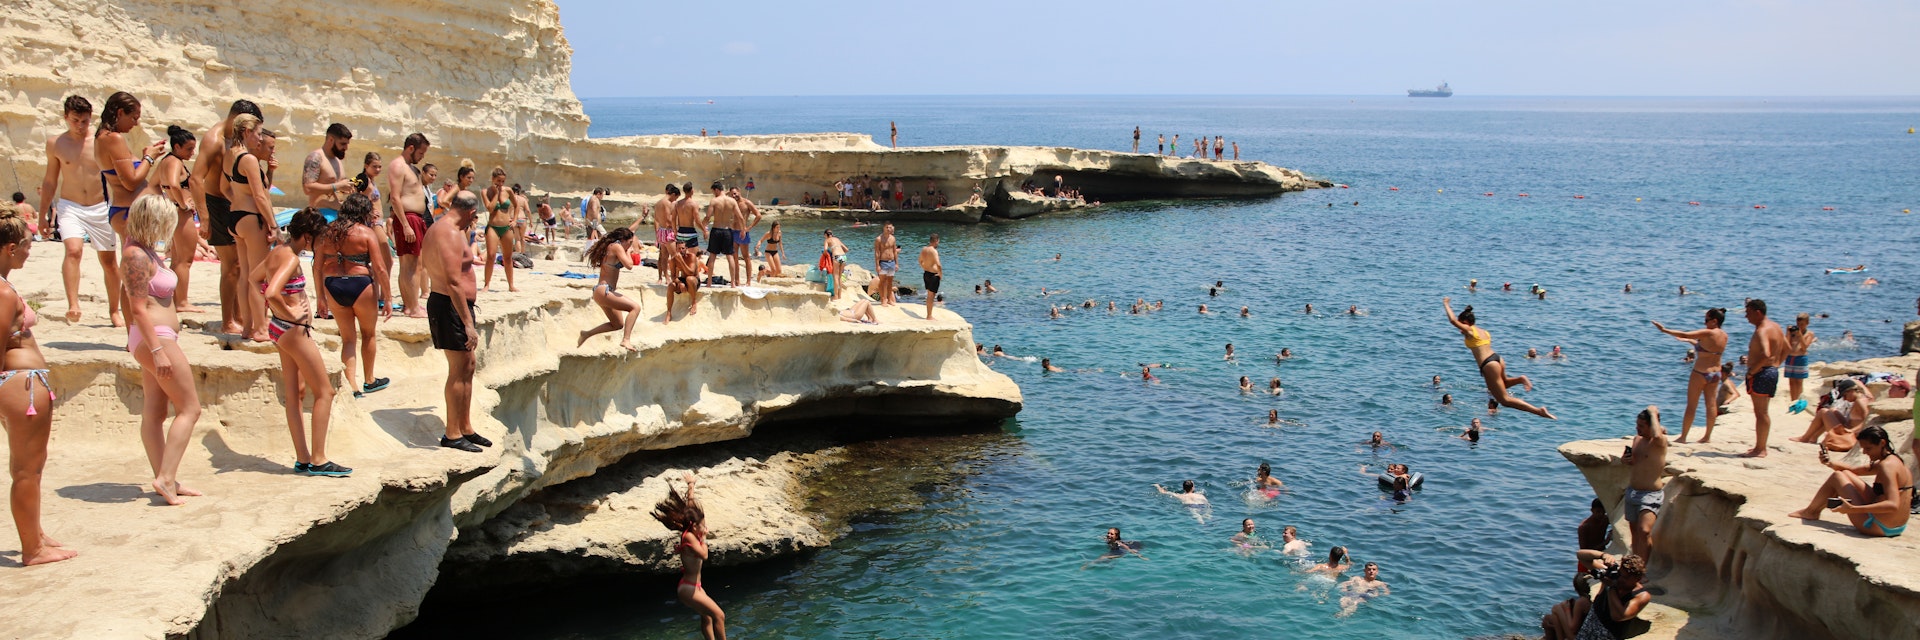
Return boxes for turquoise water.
[415,97,1920,638]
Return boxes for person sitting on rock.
[1790,378,1872,449]
[1791,424,1913,537]
[1541,554,1651,640]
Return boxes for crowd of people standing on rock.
[0,91,957,583]
[1134,127,1239,161]
[803,176,961,211]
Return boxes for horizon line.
[576,93,1920,100]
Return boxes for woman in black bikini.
[1651,308,1728,443]
[578,228,643,351]
[651,472,726,640]
[143,125,204,314]
[223,114,276,342]
[248,208,347,476]
[757,221,784,277]
[1444,297,1555,419]
[314,194,390,398]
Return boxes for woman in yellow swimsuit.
[1444,297,1555,419]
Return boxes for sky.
[557,0,1920,97]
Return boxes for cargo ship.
[1408,82,1452,98]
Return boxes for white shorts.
[56,199,116,251]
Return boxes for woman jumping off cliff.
[578,228,643,351]
[652,472,727,640]
[1443,297,1556,419]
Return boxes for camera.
[1588,561,1622,582]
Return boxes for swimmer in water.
[1083,299,1094,309]
[1153,300,1164,311]
[1338,563,1391,617]
[1306,546,1351,577]
[1444,297,1556,419]
[1141,366,1158,383]
[1431,375,1442,386]
[1240,306,1250,317]
[1863,277,1880,286]
[1551,345,1566,359]
[1269,377,1283,395]
[1224,343,1235,361]
[1041,358,1065,373]
[1107,300,1116,312]
[1526,348,1540,359]
[975,343,985,356]
[1281,525,1311,556]
[1198,304,1210,314]
[1254,462,1284,493]
[1049,306,1062,319]
[1084,527,1147,567]
[992,345,1008,358]
[1460,417,1484,442]
[983,280,997,293]
[1503,282,1512,292]
[1278,348,1293,361]
[1053,253,1061,261]
[1239,376,1254,393]
[974,284,982,294]
[1367,431,1390,449]
[1304,303,1314,314]
[1441,394,1454,406]
[1230,519,1269,555]
[1266,409,1280,426]
[1347,305,1360,315]
[1154,480,1211,524]
[1209,287,1218,297]
[1678,285,1688,295]
[1624,283,1633,293]
[1468,279,1478,292]
[1487,398,1501,416]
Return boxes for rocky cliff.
[0,247,1019,639]
[1560,355,1920,640]
[0,1,1324,215]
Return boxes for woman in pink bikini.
[122,194,202,505]
[249,208,346,477]
[652,472,726,639]
[0,209,77,564]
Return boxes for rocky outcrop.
[1904,321,1920,355]
[0,243,1018,639]
[0,2,1325,216]
[1559,355,1920,640]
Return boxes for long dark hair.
[97,91,139,134]
[650,481,704,533]
[588,227,634,266]
[287,207,327,244]
[325,194,375,247]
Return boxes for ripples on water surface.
[422,97,1920,639]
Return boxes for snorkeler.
[1443,297,1556,419]
[1154,480,1211,524]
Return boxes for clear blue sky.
[558,0,1920,97]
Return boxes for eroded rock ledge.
[0,247,1018,639]
[1560,355,1920,640]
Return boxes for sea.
[399,96,1920,639]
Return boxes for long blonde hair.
[126,194,179,247]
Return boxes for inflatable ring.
[1377,473,1424,491]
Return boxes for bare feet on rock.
[175,305,205,314]
[153,479,184,506]
[577,330,590,347]
[1742,447,1768,458]
[22,545,78,566]
[1788,508,1819,520]
[64,307,82,323]
[176,483,203,497]
[621,341,637,353]
[110,310,125,328]
[406,311,427,319]
[41,533,65,548]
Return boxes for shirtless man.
[662,242,701,323]
[480,167,517,292]
[421,190,487,453]
[703,183,742,286]
[1621,406,1667,560]
[919,233,942,320]
[583,187,605,240]
[1154,480,1210,524]
[729,187,761,285]
[510,184,531,256]
[302,123,356,222]
[646,183,680,282]
[192,100,262,334]
[872,222,900,305]
[674,182,703,256]
[386,133,432,317]
[40,96,122,325]
[1338,563,1391,617]
[823,229,850,300]
[1743,299,1790,457]
[1784,313,1815,401]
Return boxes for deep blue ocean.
[455,96,1920,639]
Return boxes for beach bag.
[817,251,833,271]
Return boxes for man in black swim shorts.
[421,189,489,453]
[919,233,942,321]
[1743,299,1789,458]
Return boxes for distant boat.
[1408,82,1453,98]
